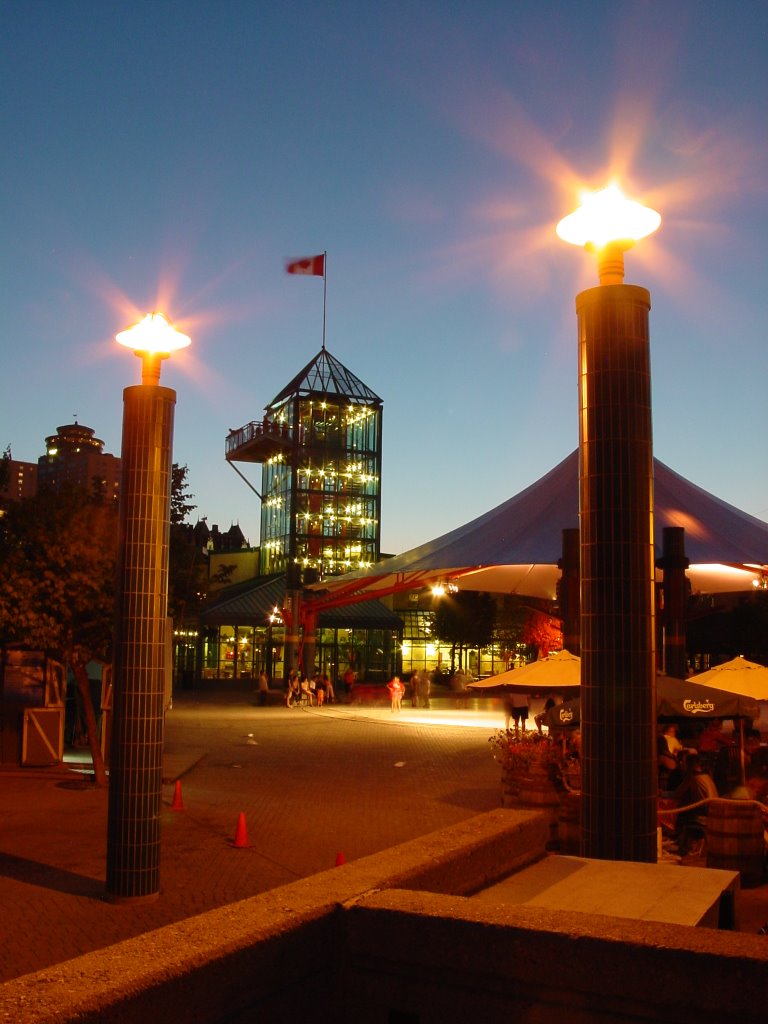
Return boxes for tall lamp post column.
[106,313,190,901]
[557,187,661,862]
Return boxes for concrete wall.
[343,890,768,1024]
[2,808,767,1024]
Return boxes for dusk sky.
[2,1,766,555]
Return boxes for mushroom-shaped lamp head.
[116,312,191,385]
[557,185,660,284]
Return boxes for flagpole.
[322,250,327,351]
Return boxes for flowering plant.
[488,729,561,775]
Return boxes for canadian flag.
[285,254,325,276]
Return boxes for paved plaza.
[0,692,504,982]
[1,690,767,986]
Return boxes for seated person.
[697,718,732,754]
[535,696,558,735]
[745,729,768,778]
[285,673,300,707]
[661,723,684,757]
[672,753,718,855]
[658,734,682,791]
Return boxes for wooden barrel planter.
[500,769,520,808]
[557,791,581,854]
[706,799,765,887]
[518,763,560,808]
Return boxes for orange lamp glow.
[557,185,661,284]
[116,312,191,385]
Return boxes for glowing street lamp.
[106,312,188,901]
[557,184,660,284]
[558,185,660,863]
[115,311,190,385]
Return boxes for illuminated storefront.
[194,573,401,685]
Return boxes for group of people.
[410,669,432,708]
[284,668,336,708]
[257,666,360,709]
[386,668,472,711]
[384,669,444,711]
[499,692,569,737]
[659,719,768,856]
[449,668,472,708]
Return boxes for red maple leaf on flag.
[286,254,325,276]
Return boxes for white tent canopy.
[310,450,768,603]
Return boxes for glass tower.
[226,348,383,581]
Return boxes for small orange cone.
[171,780,185,811]
[335,851,346,867]
[233,812,249,848]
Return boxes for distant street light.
[558,185,660,863]
[106,312,188,901]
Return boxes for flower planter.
[517,762,560,807]
[491,730,564,811]
[500,769,520,808]
[557,790,582,854]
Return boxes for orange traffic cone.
[171,780,185,811]
[233,812,249,848]
[335,851,346,867]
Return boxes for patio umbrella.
[687,657,768,788]
[688,656,768,701]
[542,674,760,729]
[465,649,581,695]
[655,674,760,720]
[544,696,581,730]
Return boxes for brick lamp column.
[107,313,188,902]
[577,280,657,862]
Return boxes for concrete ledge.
[0,808,548,1024]
[344,889,768,1023]
[4,805,763,1024]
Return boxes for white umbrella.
[465,650,581,694]
[688,656,768,701]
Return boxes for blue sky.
[1,1,766,555]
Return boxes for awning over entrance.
[307,450,768,603]
[200,574,402,630]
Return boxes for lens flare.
[556,184,661,249]
[115,312,191,355]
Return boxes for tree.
[520,605,562,658]
[170,463,196,526]
[687,592,768,666]
[494,595,562,663]
[0,484,116,784]
[494,595,529,664]
[168,464,209,626]
[0,446,10,501]
[433,591,495,672]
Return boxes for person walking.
[257,670,269,707]
[343,666,356,703]
[387,674,405,712]
[314,672,326,707]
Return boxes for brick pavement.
[0,693,503,982]
[2,690,767,986]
